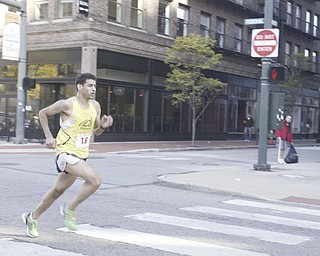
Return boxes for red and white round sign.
[251,29,279,58]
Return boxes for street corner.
[281,196,320,206]
[156,170,263,199]
[156,171,218,194]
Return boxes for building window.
[216,18,225,48]
[293,44,300,67]
[34,0,49,21]
[158,0,170,36]
[285,42,292,65]
[108,0,122,23]
[312,51,318,72]
[200,11,211,37]
[305,48,311,71]
[235,24,242,53]
[295,5,302,29]
[306,10,311,34]
[57,0,72,19]
[131,0,143,29]
[313,14,319,37]
[177,4,189,36]
[286,1,293,26]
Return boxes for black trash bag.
[284,144,298,164]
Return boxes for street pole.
[317,88,320,143]
[15,0,27,143]
[0,0,27,143]
[253,0,273,171]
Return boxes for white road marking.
[0,238,86,256]
[296,147,320,150]
[58,224,270,256]
[182,206,320,230]
[0,149,96,153]
[0,149,52,153]
[157,157,190,161]
[125,212,309,245]
[224,199,320,217]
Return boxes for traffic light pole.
[0,0,27,143]
[254,0,273,171]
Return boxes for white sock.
[29,212,36,221]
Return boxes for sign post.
[0,0,27,144]
[253,0,276,171]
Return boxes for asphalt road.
[0,147,319,256]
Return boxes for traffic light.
[269,64,287,83]
[23,77,36,90]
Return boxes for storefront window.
[199,98,227,133]
[230,85,256,99]
[104,86,147,132]
[135,89,147,132]
[163,93,180,132]
[151,90,162,132]
[301,107,317,134]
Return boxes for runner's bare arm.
[39,99,72,149]
[93,101,113,136]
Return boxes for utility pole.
[0,0,27,143]
[253,0,273,171]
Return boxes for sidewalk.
[1,138,320,205]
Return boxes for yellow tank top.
[56,97,97,159]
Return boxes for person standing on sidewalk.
[22,73,113,238]
[276,115,292,164]
[243,113,254,142]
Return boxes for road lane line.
[125,212,310,245]
[223,199,320,217]
[182,206,320,230]
[58,224,270,256]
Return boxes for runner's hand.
[45,137,56,149]
[100,115,113,129]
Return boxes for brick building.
[0,0,319,141]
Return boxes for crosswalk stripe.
[0,238,85,256]
[125,212,310,245]
[182,206,320,230]
[157,157,190,160]
[58,224,270,256]
[224,199,320,217]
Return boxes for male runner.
[22,73,113,238]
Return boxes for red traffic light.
[269,65,287,82]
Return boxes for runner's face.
[81,79,96,99]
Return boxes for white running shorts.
[55,153,81,173]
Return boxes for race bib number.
[76,133,91,148]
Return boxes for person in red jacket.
[276,115,292,163]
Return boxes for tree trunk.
[191,107,196,147]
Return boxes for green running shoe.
[60,205,77,231]
[22,213,39,238]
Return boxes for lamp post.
[0,0,27,143]
[317,87,320,143]
[253,0,273,171]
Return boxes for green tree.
[164,33,225,146]
[280,53,312,110]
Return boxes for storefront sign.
[2,22,20,61]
